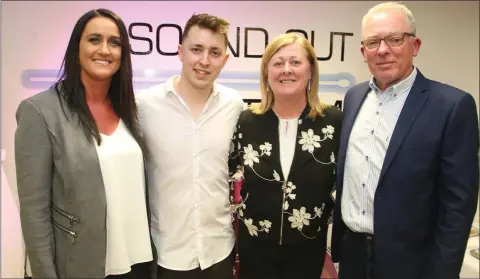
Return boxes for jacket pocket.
[52,218,77,244]
[52,203,80,227]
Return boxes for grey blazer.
[15,87,155,278]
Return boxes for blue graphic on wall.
[21,69,356,94]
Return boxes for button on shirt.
[341,68,417,234]
[136,76,244,270]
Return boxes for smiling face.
[79,16,122,83]
[361,10,421,90]
[267,42,312,98]
[178,25,229,91]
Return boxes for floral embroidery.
[243,144,259,168]
[235,202,273,237]
[322,125,334,139]
[241,142,278,182]
[230,127,239,156]
[299,126,336,165]
[232,121,336,239]
[286,203,326,238]
[281,180,326,238]
[330,152,336,163]
[284,181,297,200]
[273,170,281,181]
[288,207,311,229]
[259,220,272,233]
[259,142,272,156]
[235,194,272,236]
[282,181,297,210]
[299,129,321,153]
[244,219,259,236]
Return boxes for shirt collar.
[369,66,418,96]
[165,75,220,98]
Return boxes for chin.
[274,91,300,97]
[192,80,212,90]
[93,74,115,81]
[378,67,397,75]
[374,72,392,81]
[196,76,215,84]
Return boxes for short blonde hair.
[362,2,416,37]
[253,33,327,119]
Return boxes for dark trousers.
[238,238,326,279]
[338,228,375,279]
[105,261,152,279]
[157,249,235,279]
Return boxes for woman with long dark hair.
[15,8,155,279]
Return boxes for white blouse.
[95,120,153,276]
[278,117,299,180]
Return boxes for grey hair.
[361,2,416,36]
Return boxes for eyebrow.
[272,56,301,60]
[190,44,222,51]
[366,32,403,39]
[87,33,121,40]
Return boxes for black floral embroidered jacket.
[229,105,343,245]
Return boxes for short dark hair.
[53,8,148,156]
[182,13,230,48]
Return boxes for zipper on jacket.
[51,219,77,244]
[52,203,79,227]
[279,182,287,245]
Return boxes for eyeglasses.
[361,32,415,51]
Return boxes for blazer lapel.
[75,138,107,203]
[262,110,285,180]
[378,72,429,185]
[64,104,106,208]
[283,106,312,181]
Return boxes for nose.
[283,62,292,74]
[376,39,390,55]
[199,51,210,67]
[98,41,111,54]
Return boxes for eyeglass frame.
[361,32,416,51]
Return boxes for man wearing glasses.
[331,2,479,279]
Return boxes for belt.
[345,227,374,241]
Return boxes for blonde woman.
[229,33,343,279]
